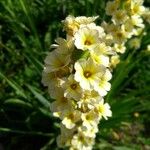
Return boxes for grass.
[0,0,150,149]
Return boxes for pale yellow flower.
[130,0,145,15]
[90,52,109,67]
[41,71,56,87]
[75,16,99,25]
[80,23,105,39]
[92,43,113,55]
[42,71,64,99]
[57,125,75,147]
[124,19,135,37]
[57,135,69,148]
[50,91,73,116]
[112,10,128,24]
[110,55,120,68]
[63,15,99,36]
[74,58,105,90]
[142,8,150,24]
[94,69,112,96]
[62,75,82,100]
[62,110,81,129]
[74,26,100,51]
[71,132,94,150]
[63,15,79,36]
[111,26,129,43]
[94,99,112,120]
[48,83,64,99]
[114,43,126,54]
[44,51,71,73]
[81,110,100,130]
[105,1,119,16]
[78,90,102,112]
[51,37,74,55]
[78,124,98,138]
[146,45,150,51]
[103,23,118,33]
[131,15,144,28]
[128,38,141,49]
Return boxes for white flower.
[74,26,100,50]
[74,58,106,90]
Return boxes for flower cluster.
[104,0,149,67]
[42,0,148,149]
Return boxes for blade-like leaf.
[0,72,27,99]
[26,84,50,108]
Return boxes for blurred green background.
[0,0,150,149]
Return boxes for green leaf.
[4,98,32,109]
[0,127,53,137]
[0,72,27,99]
[26,84,50,108]
[113,146,136,150]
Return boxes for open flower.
[78,90,102,112]
[62,74,82,100]
[50,91,73,116]
[44,50,71,72]
[112,10,128,25]
[90,51,109,67]
[94,99,112,120]
[105,0,118,16]
[71,131,94,150]
[74,26,100,51]
[81,110,100,130]
[51,37,74,55]
[74,58,105,90]
[94,69,112,96]
[61,110,81,129]
[114,43,126,54]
